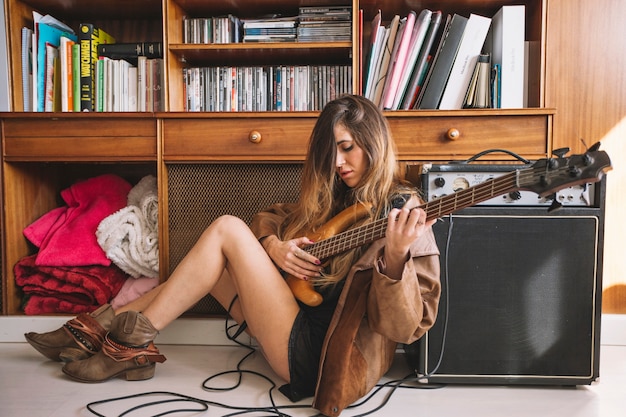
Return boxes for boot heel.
[124,364,155,381]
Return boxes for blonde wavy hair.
[280,94,410,286]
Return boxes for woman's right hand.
[262,235,322,281]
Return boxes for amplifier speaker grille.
[167,163,302,315]
[408,212,603,385]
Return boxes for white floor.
[0,339,625,417]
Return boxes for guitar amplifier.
[420,162,597,207]
[404,181,606,386]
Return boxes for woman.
[25,95,441,417]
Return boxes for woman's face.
[334,124,367,188]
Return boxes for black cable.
[86,229,455,417]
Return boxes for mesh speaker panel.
[167,163,302,315]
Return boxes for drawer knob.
[446,128,460,140]
[249,130,262,143]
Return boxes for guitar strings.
[307,166,571,260]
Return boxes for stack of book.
[242,16,298,43]
[20,11,164,112]
[297,5,352,42]
[363,5,525,110]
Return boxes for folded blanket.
[97,205,159,278]
[110,276,159,310]
[15,254,128,315]
[23,174,132,267]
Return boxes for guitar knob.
[446,128,460,140]
[509,191,522,200]
[249,130,262,143]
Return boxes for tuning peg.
[552,147,570,158]
[588,142,601,152]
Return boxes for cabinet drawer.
[2,117,157,161]
[162,115,316,161]
[387,110,553,160]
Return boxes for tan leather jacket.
[250,203,441,417]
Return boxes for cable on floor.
[86,217,454,416]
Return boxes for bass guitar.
[287,143,612,306]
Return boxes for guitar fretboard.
[304,168,527,260]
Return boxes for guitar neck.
[422,169,519,221]
[306,170,520,260]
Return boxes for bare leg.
[141,215,299,381]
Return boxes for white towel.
[96,175,159,278]
[97,205,159,278]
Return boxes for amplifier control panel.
[421,164,596,207]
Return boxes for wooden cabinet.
[1,0,557,315]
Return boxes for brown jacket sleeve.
[249,203,296,240]
[366,227,441,344]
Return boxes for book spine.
[72,43,81,111]
[79,23,94,111]
[97,42,163,60]
[43,43,57,112]
[79,24,115,111]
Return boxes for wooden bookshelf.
[1,0,560,315]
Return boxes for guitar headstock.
[519,142,612,197]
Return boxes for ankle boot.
[62,311,166,383]
[24,304,115,362]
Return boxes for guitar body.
[286,202,373,306]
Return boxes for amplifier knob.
[434,177,446,187]
[509,191,522,200]
[446,128,460,140]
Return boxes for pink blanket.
[23,174,132,267]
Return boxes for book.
[488,5,525,108]
[463,53,491,108]
[412,13,451,108]
[391,9,432,110]
[438,13,492,110]
[0,4,9,111]
[71,43,81,111]
[43,42,58,112]
[371,14,400,107]
[31,11,42,113]
[418,13,468,109]
[363,10,382,99]
[36,20,77,112]
[79,23,115,111]
[97,42,163,63]
[381,11,416,109]
[59,36,74,111]
[400,11,443,109]
[20,27,33,111]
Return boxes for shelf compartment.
[168,42,353,67]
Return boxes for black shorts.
[278,280,344,402]
[279,309,322,402]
